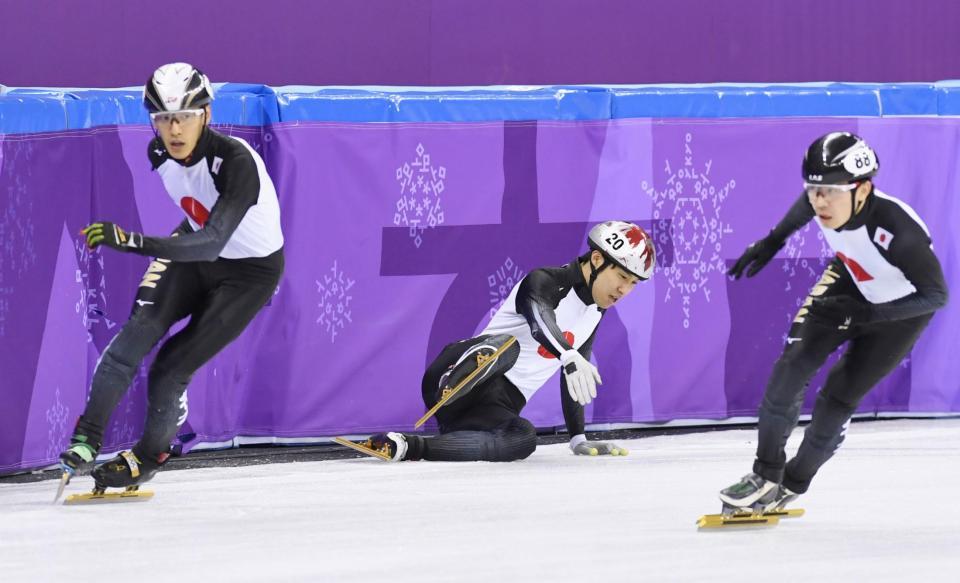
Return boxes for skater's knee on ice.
[498,417,537,461]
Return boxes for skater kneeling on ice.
[364,221,655,462]
[720,132,947,514]
[58,63,284,494]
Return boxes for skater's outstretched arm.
[560,332,628,456]
[729,192,814,279]
[82,141,260,262]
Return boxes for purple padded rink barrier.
[1,84,959,473]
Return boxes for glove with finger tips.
[728,235,784,279]
[560,350,601,406]
[81,222,143,252]
[572,440,629,456]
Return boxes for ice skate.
[697,474,804,529]
[718,472,779,514]
[437,334,519,406]
[758,483,800,513]
[53,435,100,503]
[415,335,519,428]
[334,432,411,462]
[63,451,161,505]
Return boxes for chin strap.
[837,182,869,230]
[585,254,612,296]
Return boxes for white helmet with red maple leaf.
[587,220,655,281]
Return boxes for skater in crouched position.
[367,221,655,462]
[720,132,947,514]
[58,63,284,493]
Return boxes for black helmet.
[802,132,879,185]
[143,62,214,113]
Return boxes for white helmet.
[587,220,656,281]
[143,62,214,113]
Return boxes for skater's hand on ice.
[570,434,628,456]
[807,295,873,329]
[561,350,601,406]
[728,235,784,279]
[82,222,143,252]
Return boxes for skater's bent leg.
[134,272,277,462]
[79,313,170,436]
[782,389,855,494]
[422,417,536,462]
[783,315,933,493]
[421,333,519,416]
[753,328,845,482]
[77,259,199,442]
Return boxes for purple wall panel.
[2,1,959,88]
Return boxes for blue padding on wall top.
[608,83,943,118]
[0,84,277,131]
[274,85,611,122]
[0,95,72,133]
[2,82,958,135]
[935,81,960,115]
[608,83,887,118]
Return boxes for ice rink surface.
[2,419,958,583]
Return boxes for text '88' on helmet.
[588,221,656,280]
[802,132,879,185]
[143,63,214,113]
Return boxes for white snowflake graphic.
[74,240,118,342]
[0,140,39,337]
[394,143,446,248]
[642,132,736,329]
[316,260,356,343]
[45,387,69,460]
[487,257,525,319]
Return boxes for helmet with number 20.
[587,221,656,281]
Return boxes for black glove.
[806,295,874,329]
[81,222,143,252]
[728,235,785,279]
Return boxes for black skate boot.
[58,420,103,476]
[363,432,424,462]
[54,421,105,502]
[718,472,779,515]
[91,450,166,492]
[436,334,519,406]
[59,438,99,475]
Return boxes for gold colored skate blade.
[696,508,804,529]
[64,490,154,505]
[333,437,392,461]
[414,336,517,429]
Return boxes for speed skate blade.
[53,471,71,504]
[333,437,392,461]
[697,508,804,529]
[64,490,154,505]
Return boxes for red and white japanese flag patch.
[873,226,894,251]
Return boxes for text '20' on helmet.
[802,132,879,186]
[587,221,656,282]
[143,63,214,113]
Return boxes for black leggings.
[418,336,536,462]
[80,250,283,462]
[754,259,932,492]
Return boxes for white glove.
[570,434,629,456]
[560,349,601,406]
